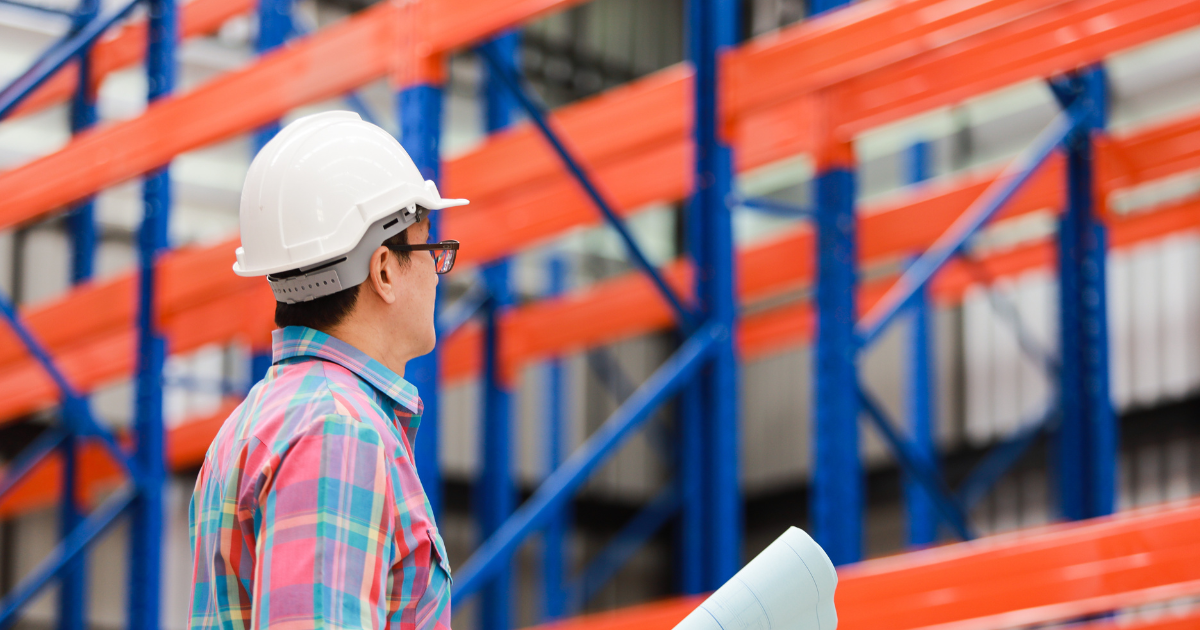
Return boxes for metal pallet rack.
[0,0,1197,628]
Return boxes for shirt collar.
[272,326,424,424]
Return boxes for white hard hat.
[233,110,467,303]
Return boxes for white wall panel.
[1108,250,1134,410]
[1117,451,1133,512]
[21,226,69,305]
[964,285,993,446]
[1158,233,1200,399]
[1016,270,1055,426]
[1129,242,1164,406]
[963,274,1056,444]
[990,278,1022,438]
[1134,441,1165,507]
[441,379,480,478]
[1166,438,1191,501]
[742,346,811,492]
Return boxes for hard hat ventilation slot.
[383,218,400,230]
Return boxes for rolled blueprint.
[673,527,837,630]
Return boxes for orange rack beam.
[10,0,253,119]
[9,0,593,121]
[0,397,239,517]
[520,500,1200,630]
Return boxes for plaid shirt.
[188,326,451,630]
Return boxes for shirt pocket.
[427,527,452,584]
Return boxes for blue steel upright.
[904,141,938,547]
[59,1,100,627]
[252,0,291,152]
[129,0,175,625]
[1051,68,1115,521]
[478,30,520,630]
[676,377,705,592]
[809,0,860,567]
[812,159,860,565]
[399,75,446,516]
[542,255,569,621]
[687,0,741,587]
[66,0,98,285]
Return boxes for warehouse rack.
[0,0,1199,628]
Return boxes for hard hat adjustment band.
[268,267,345,304]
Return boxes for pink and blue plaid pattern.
[188,326,451,630]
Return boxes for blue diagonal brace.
[0,0,75,17]
[956,405,1058,510]
[960,257,1060,378]
[0,486,134,630]
[857,384,974,541]
[728,194,813,219]
[475,42,698,331]
[451,322,723,603]
[0,428,66,501]
[567,483,681,613]
[856,100,1089,347]
[0,0,142,120]
[0,291,137,478]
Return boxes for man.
[188,111,464,630]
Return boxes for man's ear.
[366,246,398,304]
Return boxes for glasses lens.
[434,249,456,274]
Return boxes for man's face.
[388,219,438,357]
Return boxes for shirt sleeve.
[251,414,398,630]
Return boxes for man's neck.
[324,319,411,378]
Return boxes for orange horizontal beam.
[833,0,1200,136]
[525,501,1200,630]
[10,0,254,120]
[0,284,273,422]
[0,439,122,518]
[0,0,591,231]
[724,0,1200,136]
[0,398,240,518]
[0,241,254,373]
[722,0,1059,118]
[9,0,591,121]
[0,5,396,230]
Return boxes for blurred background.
[1,0,1200,629]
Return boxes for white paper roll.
[672,527,837,630]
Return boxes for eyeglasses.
[388,239,460,274]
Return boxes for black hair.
[273,216,422,331]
